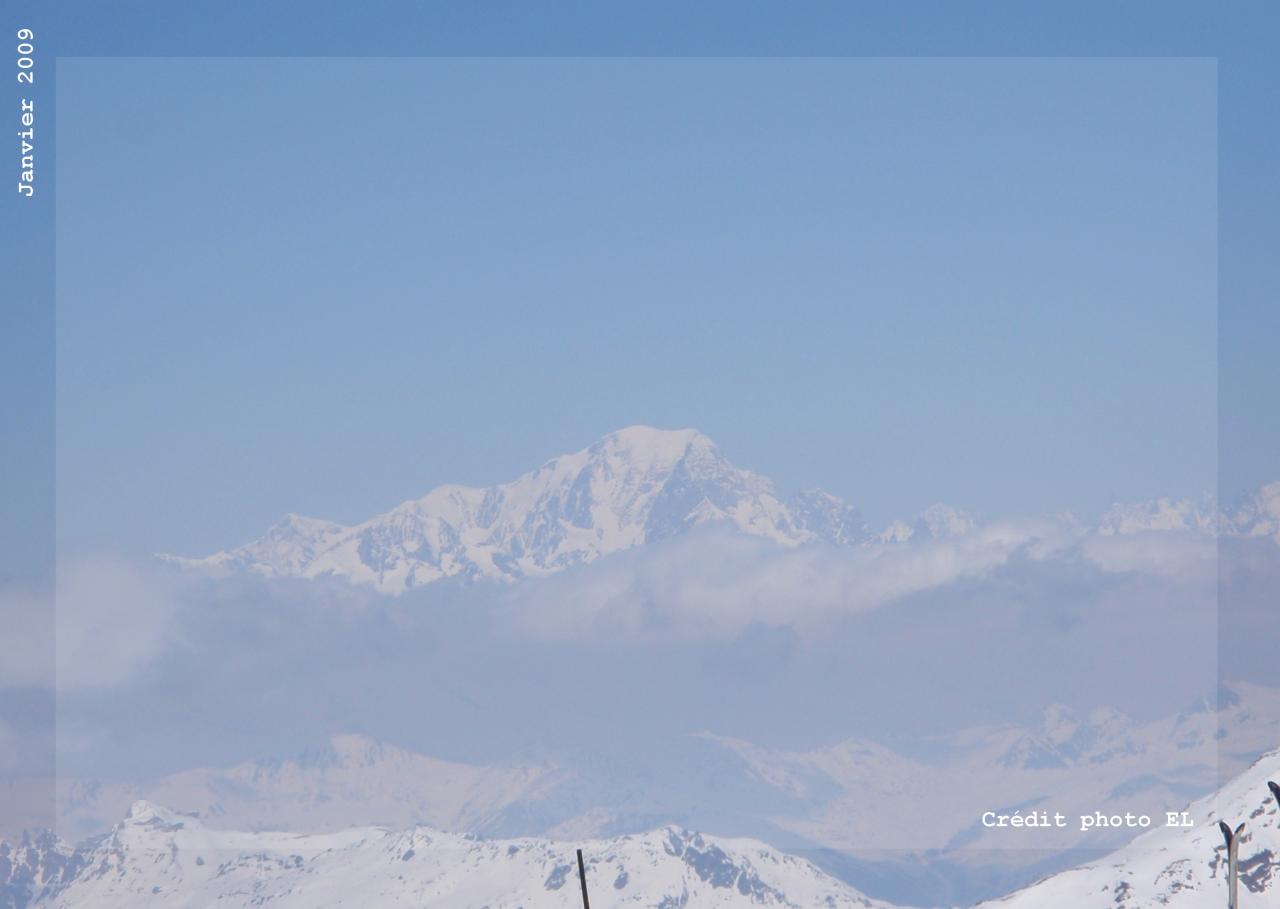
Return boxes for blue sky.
[54,58,1218,556]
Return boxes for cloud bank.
[1,520,1252,782]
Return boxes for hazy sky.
[56,58,1217,557]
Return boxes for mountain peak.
[583,426,721,479]
[788,488,872,545]
[596,424,706,451]
[916,503,976,539]
[273,513,348,536]
[123,800,189,829]
[170,427,863,593]
[1225,480,1280,542]
[875,504,974,543]
[1097,495,1218,536]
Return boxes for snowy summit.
[165,427,873,594]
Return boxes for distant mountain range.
[702,681,1280,858]
[164,426,1280,594]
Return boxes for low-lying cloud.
[495,519,1217,642]
[2,523,1256,781]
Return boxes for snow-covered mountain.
[978,747,1280,909]
[1098,495,1219,537]
[1223,480,1280,544]
[166,427,873,594]
[165,425,1278,594]
[11,802,891,909]
[0,830,85,909]
[1096,483,1280,542]
[877,503,976,543]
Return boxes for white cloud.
[54,554,185,690]
[1079,529,1217,581]
[495,518,1217,643]
[27,525,1241,781]
[4,520,1223,700]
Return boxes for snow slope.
[980,747,1280,909]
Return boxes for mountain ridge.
[164,427,1279,595]
[2,801,891,909]
[164,426,879,594]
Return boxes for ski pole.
[577,848,591,909]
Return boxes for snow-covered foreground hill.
[980,747,1280,909]
[7,802,890,909]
